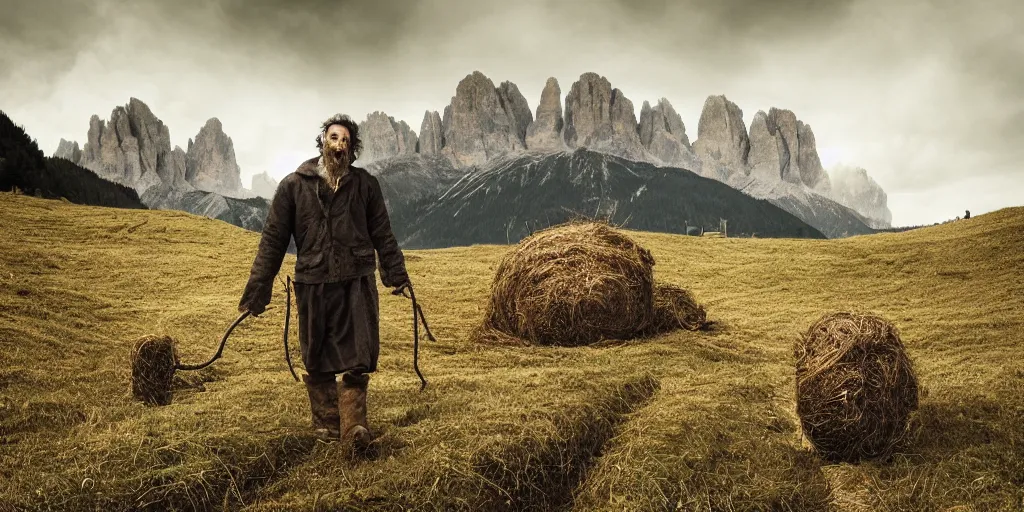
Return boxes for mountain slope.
[364,153,464,212]
[729,174,876,238]
[141,182,270,232]
[769,191,876,239]
[391,149,824,248]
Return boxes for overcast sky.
[2,0,1021,226]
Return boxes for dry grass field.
[1,192,1022,511]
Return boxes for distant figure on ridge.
[965,210,971,219]
[238,114,412,451]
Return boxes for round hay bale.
[130,334,179,406]
[795,312,919,462]
[646,283,709,334]
[483,221,656,346]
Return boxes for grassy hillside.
[0,192,1021,511]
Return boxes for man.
[238,114,411,450]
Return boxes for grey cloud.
[562,0,859,55]
[0,0,105,80]
[111,0,504,75]
[139,0,418,54]
[608,0,857,36]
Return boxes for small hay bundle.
[130,334,179,406]
[795,312,919,462]
[483,221,656,346]
[647,283,709,334]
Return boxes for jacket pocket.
[351,246,375,264]
[295,251,323,272]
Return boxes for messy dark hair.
[315,114,362,160]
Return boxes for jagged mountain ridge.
[58,98,262,200]
[54,70,889,238]
[54,99,270,231]
[355,70,890,235]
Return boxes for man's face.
[323,124,351,161]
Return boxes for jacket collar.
[295,156,365,179]
[295,156,321,177]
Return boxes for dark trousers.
[294,274,380,379]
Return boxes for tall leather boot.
[339,372,372,451]
[303,373,340,440]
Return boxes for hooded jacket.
[238,156,408,314]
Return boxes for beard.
[322,144,351,177]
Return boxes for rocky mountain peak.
[562,72,650,162]
[766,108,802,184]
[440,71,525,167]
[77,98,178,194]
[747,107,831,191]
[524,77,567,152]
[357,111,418,165]
[497,81,533,145]
[53,138,82,163]
[185,117,244,196]
[250,171,279,199]
[747,110,788,182]
[418,110,443,156]
[691,95,749,180]
[637,97,699,170]
[829,165,892,228]
[125,97,175,191]
[795,122,830,193]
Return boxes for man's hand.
[391,280,412,297]
[239,302,264,317]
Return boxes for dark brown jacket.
[238,157,408,314]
